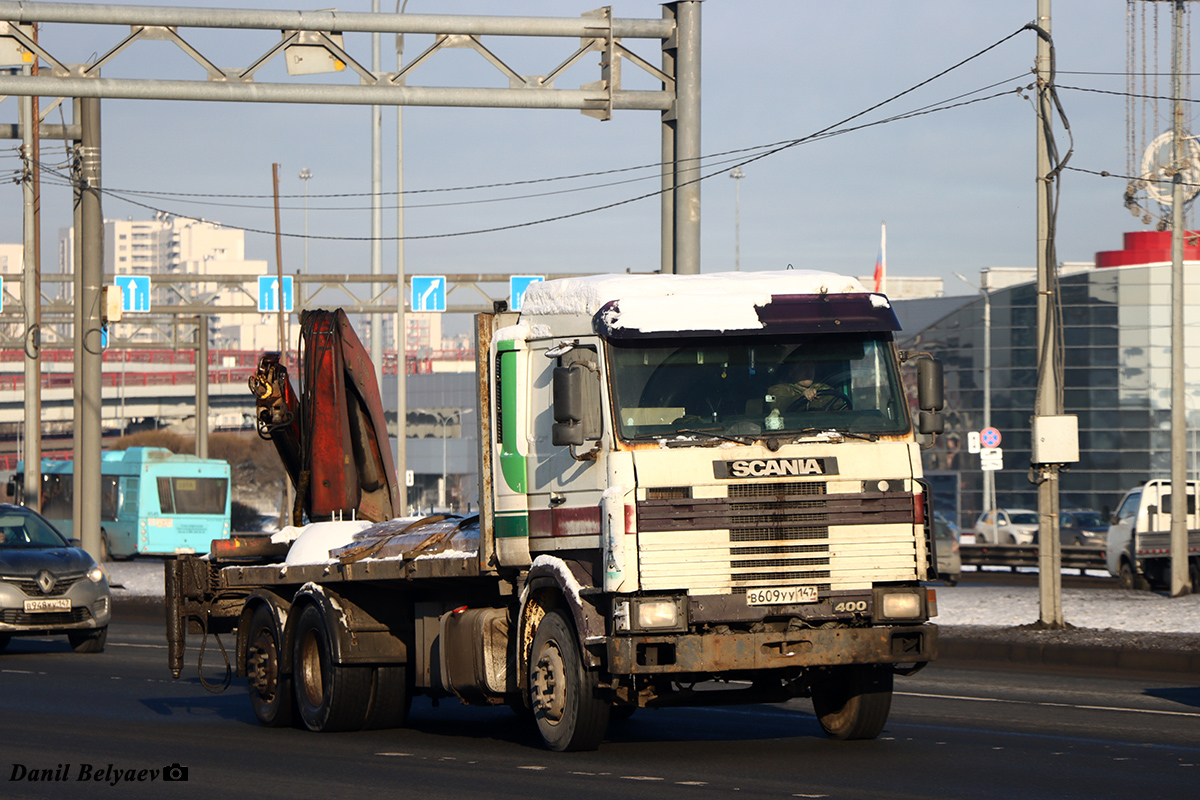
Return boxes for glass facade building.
[901,263,1200,531]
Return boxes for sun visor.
[593,293,901,339]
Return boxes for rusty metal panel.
[607,624,938,675]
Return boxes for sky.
[0,1,1188,327]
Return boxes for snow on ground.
[934,583,1200,633]
[104,560,1200,635]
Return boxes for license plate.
[24,598,72,612]
[746,586,819,606]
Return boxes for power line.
[13,26,1041,243]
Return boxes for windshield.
[1009,513,1038,525]
[1064,511,1104,528]
[0,511,69,548]
[608,333,910,441]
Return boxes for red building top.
[1095,230,1200,267]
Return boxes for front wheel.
[245,603,295,727]
[292,603,372,732]
[811,664,893,740]
[529,609,610,751]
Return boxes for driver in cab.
[767,361,843,413]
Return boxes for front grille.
[2,573,86,597]
[637,481,919,595]
[0,607,93,626]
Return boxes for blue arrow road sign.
[114,275,151,312]
[411,276,446,312]
[258,275,294,313]
[509,275,544,312]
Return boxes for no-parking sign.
[980,427,1002,449]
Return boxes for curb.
[937,637,1200,676]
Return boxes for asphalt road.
[1,610,1198,800]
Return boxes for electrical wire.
[13,26,1041,244]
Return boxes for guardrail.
[959,543,1109,574]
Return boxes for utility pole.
[299,167,312,276]
[195,315,208,459]
[371,0,384,389]
[1168,0,1192,597]
[75,97,103,562]
[395,0,411,515]
[730,167,744,270]
[19,43,41,511]
[1034,0,1064,627]
[271,163,285,356]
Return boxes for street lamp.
[729,167,744,270]
[954,270,993,527]
[298,167,312,275]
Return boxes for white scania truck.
[166,271,945,751]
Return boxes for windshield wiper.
[785,428,878,443]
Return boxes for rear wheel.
[68,626,107,653]
[293,603,372,732]
[363,665,412,730]
[811,664,893,740]
[529,609,610,751]
[245,603,295,727]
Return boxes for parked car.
[0,504,111,653]
[933,517,961,585]
[972,508,1039,545]
[1059,508,1108,547]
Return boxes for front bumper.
[0,579,112,634]
[607,623,937,675]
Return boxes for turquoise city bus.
[12,447,231,559]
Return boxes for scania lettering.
[165,271,945,751]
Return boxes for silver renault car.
[0,504,111,653]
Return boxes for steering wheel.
[786,389,852,413]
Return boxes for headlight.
[87,565,105,584]
[636,599,680,629]
[873,588,924,621]
[612,596,687,633]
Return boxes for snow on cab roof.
[520,270,875,334]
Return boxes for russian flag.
[873,221,886,294]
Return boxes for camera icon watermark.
[163,764,189,782]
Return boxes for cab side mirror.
[551,365,585,447]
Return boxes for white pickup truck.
[1105,480,1200,590]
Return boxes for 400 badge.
[713,456,839,479]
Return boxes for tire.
[292,603,372,732]
[68,626,107,653]
[245,603,295,728]
[1003,532,1016,545]
[811,664,893,740]
[363,665,412,730]
[100,531,112,563]
[528,609,610,751]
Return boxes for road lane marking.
[898,691,1200,718]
